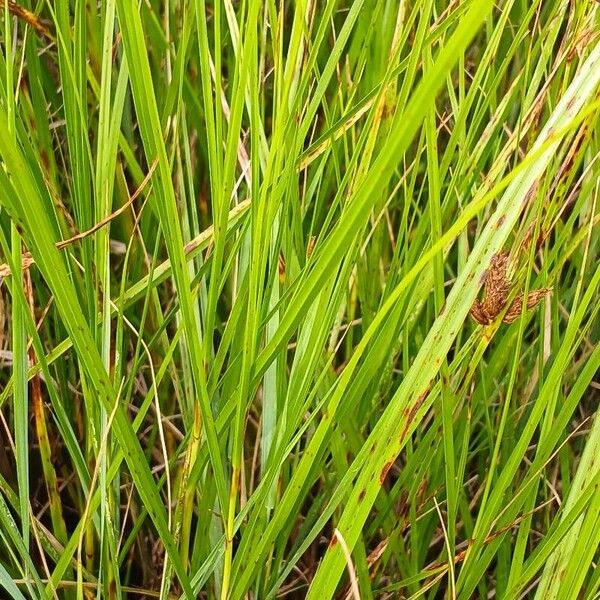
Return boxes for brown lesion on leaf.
[380,461,394,485]
[470,251,551,325]
[399,385,431,443]
[278,253,286,283]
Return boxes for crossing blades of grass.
[0,1,598,598]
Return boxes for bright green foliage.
[0,1,599,599]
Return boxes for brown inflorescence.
[470,251,551,325]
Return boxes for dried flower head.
[470,251,551,325]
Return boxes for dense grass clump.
[0,1,599,598]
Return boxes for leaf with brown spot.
[379,461,393,485]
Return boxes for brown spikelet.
[503,288,552,324]
[470,251,510,325]
[470,250,551,325]
[481,252,510,316]
[0,252,35,278]
[6,1,52,40]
